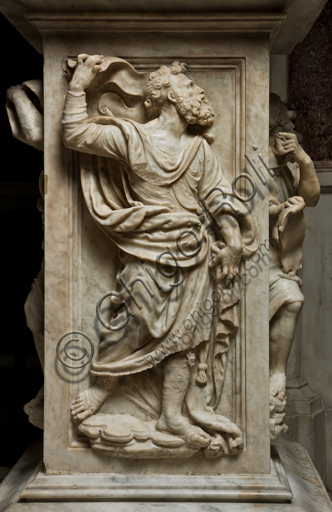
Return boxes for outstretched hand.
[283,196,305,209]
[270,196,306,218]
[69,54,104,93]
[210,241,242,283]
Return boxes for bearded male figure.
[64,55,258,452]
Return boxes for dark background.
[0,0,331,469]
[0,14,43,467]
[289,0,332,160]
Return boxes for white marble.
[19,444,291,502]
[0,0,327,55]
[36,20,271,477]
[5,43,272,474]
[1,0,328,505]
[268,94,320,439]
[58,54,263,459]
[1,440,332,511]
[0,443,42,512]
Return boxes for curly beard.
[173,91,215,127]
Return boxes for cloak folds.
[78,116,258,270]
[62,74,258,407]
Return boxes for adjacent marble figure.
[268,93,320,438]
[6,80,45,429]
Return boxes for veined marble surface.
[39,29,271,476]
[1,440,331,511]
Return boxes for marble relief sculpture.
[62,54,259,458]
[6,57,320,460]
[268,93,320,438]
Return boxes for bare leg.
[269,301,303,398]
[71,376,118,422]
[156,352,210,447]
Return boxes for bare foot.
[229,435,243,453]
[190,409,242,438]
[71,385,110,422]
[269,371,286,400]
[204,433,227,458]
[269,377,288,440]
[270,412,288,439]
[156,413,210,448]
[185,408,244,454]
[270,393,286,414]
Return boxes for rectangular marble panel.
[42,29,270,475]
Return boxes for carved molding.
[21,445,292,502]
[42,35,271,474]
[66,57,248,455]
[26,12,286,46]
[314,161,332,192]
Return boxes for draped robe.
[268,159,305,321]
[62,91,258,403]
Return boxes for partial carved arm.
[270,132,320,207]
[296,156,320,207]
[6,81,43,151]
[209,215,243,282]
[62,54,128,162]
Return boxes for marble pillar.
[0,1,330,510]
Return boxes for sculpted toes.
[72,396,84,405]
[229,436,243,450]
[270,386,278,397]
[72,404,86,415]
[189,427,210,447]
[77,409,93,422]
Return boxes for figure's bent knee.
[284,301,303,315]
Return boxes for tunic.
[268,160,305,321]
[62,91,258,379]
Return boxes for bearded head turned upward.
[143,62,215,130]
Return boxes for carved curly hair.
[143,62,187,119]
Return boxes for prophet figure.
[62,54,259,452]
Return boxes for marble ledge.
[314,161,332,190]
[0,0,327,54]
[1,439,332,512]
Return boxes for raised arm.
[6,81,44,150]
[62,54,128,162]
[271,132,320,207]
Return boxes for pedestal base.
[1,440,331,512]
